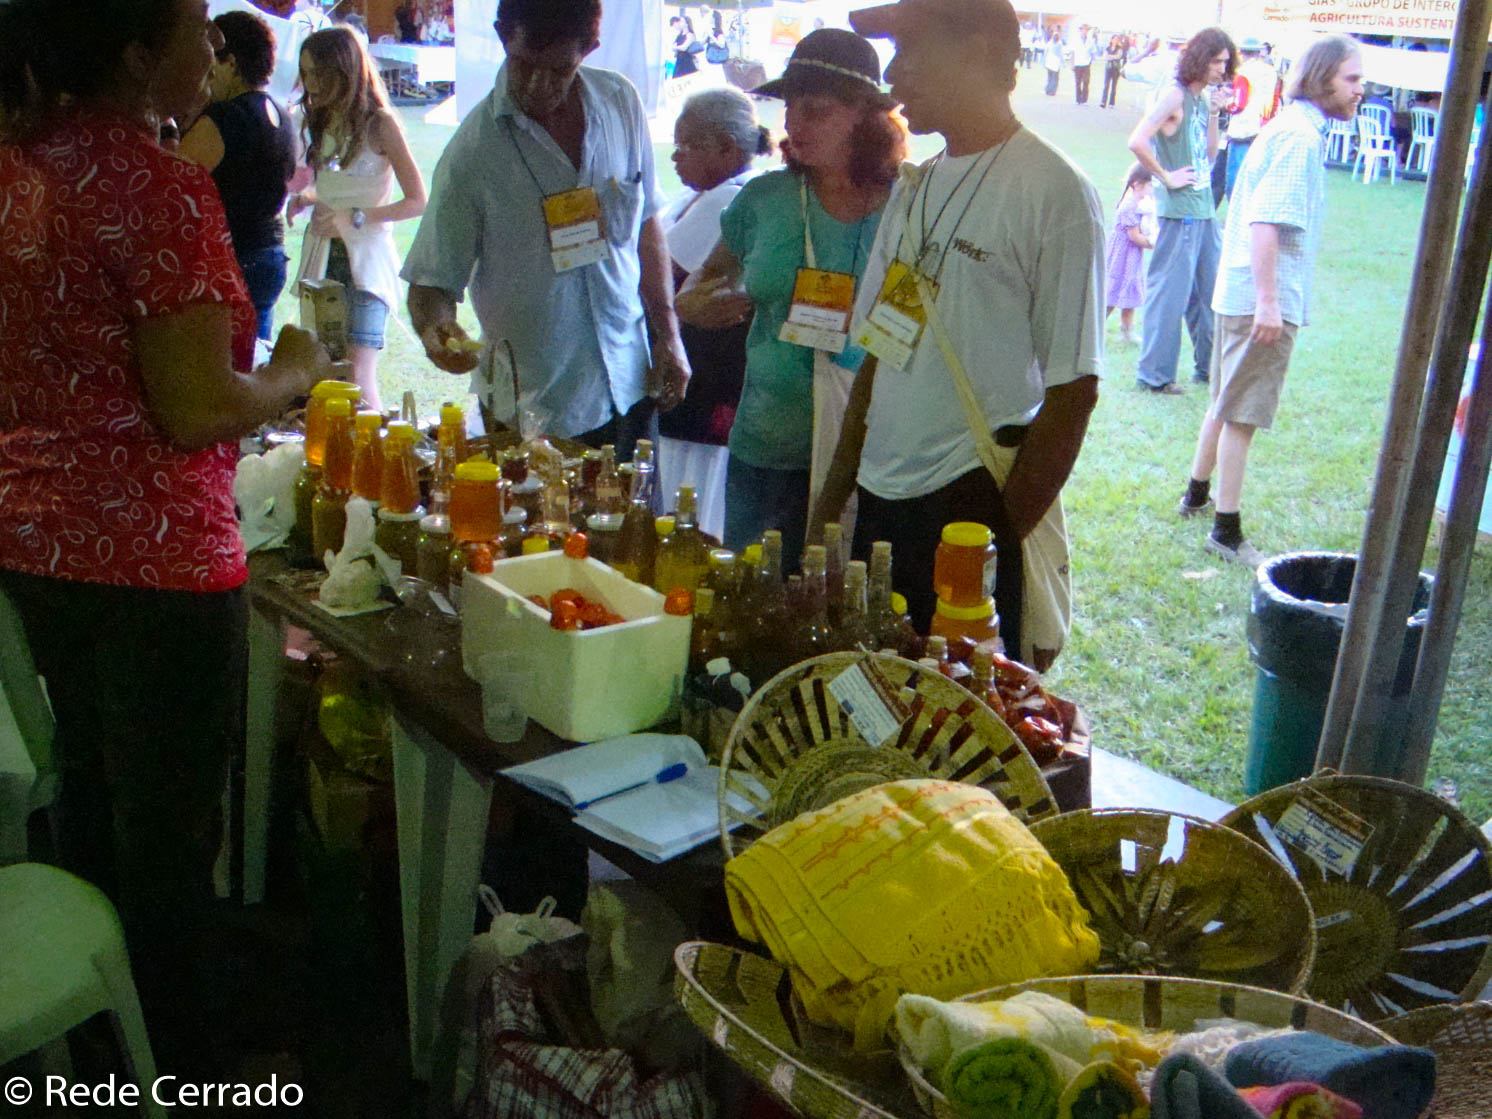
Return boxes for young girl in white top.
[289,26,426,409]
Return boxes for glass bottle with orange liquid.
[291,379,359,561]
[311,397,356,561]
[446,458,502,609]
[351,411,383,506]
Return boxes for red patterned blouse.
[0,112,256,593]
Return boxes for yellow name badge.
[777,268,856,354]
[542,186,610,272]
[855,261,937,371]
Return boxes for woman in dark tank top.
[180,9,297,341]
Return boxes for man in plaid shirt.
[1177,35,1364,565]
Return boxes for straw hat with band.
[752,28,895,107]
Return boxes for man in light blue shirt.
[1177,35,1363,565]
[403,0,689,458]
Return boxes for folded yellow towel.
[725,780,1100,1050]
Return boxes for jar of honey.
[934,522,997,608]
[303,379,360,469]
[449,459,502,544]
[380,421,422,515]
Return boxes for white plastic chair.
[0,863,166,1119]
[0,587,56,865]
[1326,115,1356,164]
[1354,105,1398,184]
[1407,107,1437,174]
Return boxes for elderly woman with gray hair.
[657,87,772,539]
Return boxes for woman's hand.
[286,191,314,224]
[676,274,753,329]
[309,202,344,238]
[271,324,333,388]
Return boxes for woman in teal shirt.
[677,29,905,568]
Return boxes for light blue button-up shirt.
[400,64,661,437]
[1213,99,1329,327]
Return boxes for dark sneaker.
[1204,535,1267,567]
[1191,371,1210,385]
[1139,381,1184,395]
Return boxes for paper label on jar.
[982,553,998,600]
[828,662,903,748]
[1276,790,1374,878]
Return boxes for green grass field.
[274,66,1492,819]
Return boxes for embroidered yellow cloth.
[724,780,1100,1050]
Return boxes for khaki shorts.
[1209,312,1299,429]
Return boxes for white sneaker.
[1204,535,1267,567]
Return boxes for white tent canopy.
[453,0,665,124]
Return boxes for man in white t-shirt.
[818,0,1104,670]
[1068,23,1093,104]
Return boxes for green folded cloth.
[943,1036,1078,1119]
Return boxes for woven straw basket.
[1384,1000,1492,1118]
[898,974,1397,1119]
[717,651,1056,859]
[674,940,921,1119]
[1221,774,1492,1020]
[1029,809,1318,993]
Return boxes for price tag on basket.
[1275,789,1375,877]
[827,660,905,748]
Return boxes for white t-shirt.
[659,171,753,277]
[851,128,1106,501]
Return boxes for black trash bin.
[1245,551,1433,794]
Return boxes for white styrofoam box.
[460,551,690,742]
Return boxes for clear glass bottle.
[834,560,873,652]
[430,401,467,514]
[593,443,626,515]
[823,521,845,626]
[612,441,658,585]
[654,486,710,594]
[793,544,835,659]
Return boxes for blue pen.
[575,763,690,810]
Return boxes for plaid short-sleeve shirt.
[1212,100,1330,327]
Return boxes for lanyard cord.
[903,127,1019,285]
[505,117,561,198]
[799,177,871,279]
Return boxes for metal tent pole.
[1399,321,1492,781]
[1314,0,1492,771]
[1336,104,1492,779]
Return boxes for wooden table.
[244,552,721,1081]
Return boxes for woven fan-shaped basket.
[898,973,1396,1119]
[1029,809,1317,993]
[718,652,1056,858]
[1221,774,1492,1020]
[1383,1000,1492,1119]
[673,940,921,1119]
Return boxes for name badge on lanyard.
[778,267,855,354]
[856,260,938,371]
[543,186,610,272]
[777,181,859,355]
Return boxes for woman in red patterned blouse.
[0,0,333,1070]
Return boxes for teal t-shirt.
[718,170,883,470]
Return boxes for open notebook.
[503,734,760,863]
